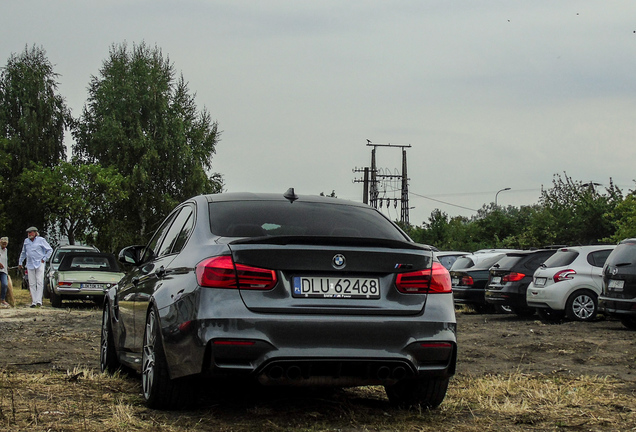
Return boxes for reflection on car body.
[100,191,457,410]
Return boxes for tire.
[473,304,496,314]
[565,290,597,322]
[510,306,536,317]
[495,305,512,314]
[50,289,62,308]
[100,303,120,373]
[385,377,450,409]
[537,308,565,323]
[142,308,197,410]
[620,317,636,330]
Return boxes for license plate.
[451,277,459,286]
[491,276,501,284]
[80,283,103,290]
[293,277,380,299]
[608,279,625,291]
[534,277,547,287]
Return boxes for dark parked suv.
[485,249,558,317]
[599,238,636,329]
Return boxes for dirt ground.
[1,301,635,384]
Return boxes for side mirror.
[118,245,146,266]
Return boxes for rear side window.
[543,250,578,268]
[208,201,407,241]
[587,249,613,267]
[607,243,636,266]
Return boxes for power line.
[409,191,479,212]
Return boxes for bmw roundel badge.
[332,254,346,269]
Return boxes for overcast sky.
[3,1,636,225]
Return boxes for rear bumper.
[598,296,636,316]
[452,287,487,306]
[485,282,530,308]
[158,289,457,385]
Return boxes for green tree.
[536,173,621,245]
[18,161,127,250]
[0,45,71,256]
[73,42,222,246]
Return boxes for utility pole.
[354,141,411,225]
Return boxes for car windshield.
[542,250,578,268]
[208,201,407,241]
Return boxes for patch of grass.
[0,369,634,431]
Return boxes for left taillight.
[196,255,277,290]
[395,262,452,294]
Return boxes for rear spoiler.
[229,235,431,251]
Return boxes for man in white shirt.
[18,227,53,308]
[0,237,9,307]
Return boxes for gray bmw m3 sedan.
[100,190,457,410]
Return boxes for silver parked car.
[100,191,457,410]
[527,245,616,321]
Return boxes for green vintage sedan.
[50,252,124,308]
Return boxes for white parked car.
[526,245,616,321]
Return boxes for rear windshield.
[450,256,475,270]
[451,254,503,270]
[542,250,578,268]
[208,201,408,241]
[607,242,636,266]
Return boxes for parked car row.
[442,244,618,322]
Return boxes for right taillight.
[396,262,452,294]
[461,275,474,286]
[196,256,277,290]
[553,269,576,283]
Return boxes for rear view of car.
[51,252,123,308]
[599,239,636,329]
[485,249,558,317]
[101,192,457,410]
[527,245,615,322]
[450,253,506,313]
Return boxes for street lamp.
[495,187,511,206]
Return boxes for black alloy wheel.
[100,304,120,373]
[142,308,196,409]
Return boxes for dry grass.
[0,368,635,431]
[3,276,636,430]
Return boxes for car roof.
[203,192,372,209]
[55,244,98,251]
[435,251,470,256]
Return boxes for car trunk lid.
[227,236,434,315]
